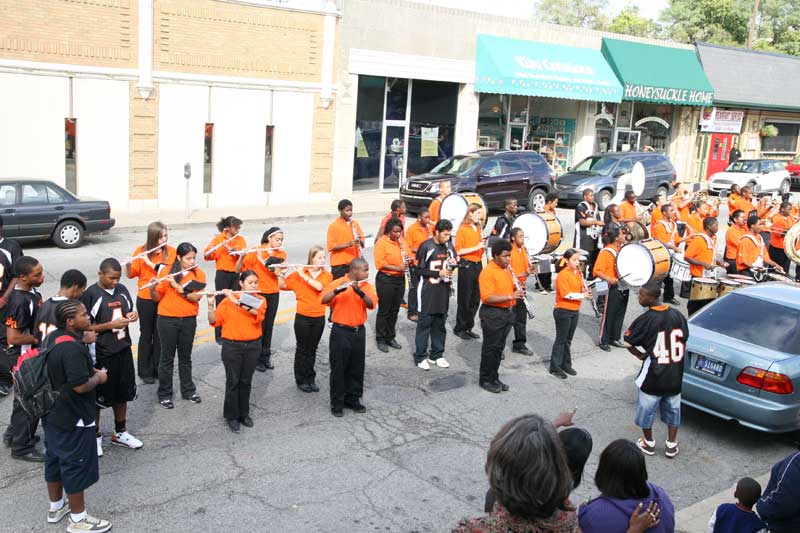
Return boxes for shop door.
[613,130,640,152]
[508,126,526,150]
[705,133,735,179]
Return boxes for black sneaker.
[12,449,46,463]
[344,401,366,413]
[377,343,389,353]
[239,415,254,428]
[511,347,534,356]
[454,331,471,340]
[664,298,680,306]
[549,369,568,380]
[331,406,344,417]
[494,379,510,392]
[599,344,611,352]
[465,331,480,339]
[479,381,502,393]
[610,340,626,348]
[309,383,320,392]
[387,339,401,350]
[159,399,174,409]
[185,394,202,404]
[298,383,313,393]
[562,367,577,376]
[0,384,10,397]
[255,362,267,372]
[227,419,240,433]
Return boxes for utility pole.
[747,0,760,48]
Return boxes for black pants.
[585,247,599,279]
[329,324,365,409]
[512,299,529,349]
[551,308,579,372]
[157,315,197,401]
[455,261,482,334]
[294,314,325,385]
[0,339,11,388]
[5,395,38,456]
[769,245,790,273]
[662,274,676,301]
[600,286,629,345]
[414,312,447,363]
[407,268,420,316]
[687,298,713,316]
[221,339,259,421]
[331,265,349,281]
[478,305,513,384]
[214,270,239,342]
[725,258,738,275]
[537,272,552,291]
[136,297,160,380]
[375,272,404,344]
[259,292,279,365]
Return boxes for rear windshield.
[725,161,759,173]
[690,293,800,355]
[572,156,618,174]
[430,156,482,176]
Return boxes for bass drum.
[512,212,563,255]
[624,221,649,242]
[438,192,488,230]
[615,239,671,287]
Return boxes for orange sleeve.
[204,234,224,260]
[326,222,339,253]
[478,268,496,304]
[687,216,703,235]
[429,198,441,223]
[652,223,667,243]
[592,249,617,281]
[555,269,582,311]
[373,237,391,272]
[619,202,637,220]
[684,236,703,259]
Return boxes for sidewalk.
[674,472,770,532]
[111,190,398,231]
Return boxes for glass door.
[378,78,411,191]
[383,125,407,190]
[614,130,640,152]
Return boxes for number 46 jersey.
[81,283,134,356]
[624,305,689,397]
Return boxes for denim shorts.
[634,390,681,428]
[43,420,100,494]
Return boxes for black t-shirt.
[415,238,456,315]
[491,214,515,241]
[35,296,67,344]
[574,201,600,250]
[45,329,95,431]
[81,283,133,356]
[1,287,42,358]
[624,306,689,396]
[0,237,23,283]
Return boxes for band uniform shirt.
[128,245,176,300]
[737,233,771,272]
[243,247,287,294]
[687,213,704,236]
[322,277,378,327]
[406,221,434,255]
[0,237,22,294]
[510,244,530,283]
[672,199,691,222]
[653,220,680,247]
[727,193,739,214]
[2,287,42,358]
[80,283,134,356]
[593,244,620,283]
[378,213,406,237]
[769,214,791,250]
[685,234,716,278]
[624,305,689,397]
[491,213,515,241]
[327,218,364,267]
[428,195,444,224]
[35,296,67,345]
[555,267,584,311]
[415,238,456,315]
[210,295,266,342]
[732,196,756,219]
[574,201,600,250]
[619,201,637,221]
[478,261,515,308]
[282,269,333,318]
[650,207,664,236]
[455,223,483,262]
[155,267,206,318]
[725,225,747,260]
[373,236,412,277]
[205,233,247,272]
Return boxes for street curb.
[674,472,770,532]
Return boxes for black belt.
[222,338,260,345]
[332,322,364,332]
[482,304,513,311]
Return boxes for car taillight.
[736,367,794,395]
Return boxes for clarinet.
[443,244,457,297]
[399,238,412,287]
[507,267,535,319]
[351,221,363,259]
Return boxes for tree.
[758,0,800,55]
[537,0,608,29]
[607,6,657,38]
[659,0,750,45]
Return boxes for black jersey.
[1,287,42,358]
[574,201,600,250]
[35,296,68,344]
[0,237,22,295]
[415,238,456,315]
[624,305,689,396]
[490,214,515,241]
[81,283,133,356]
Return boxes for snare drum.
[439,192,488,230]
[717,278,740,297]
[512,212,563,255]
[669,256,692,282]
[615,239,671,287]
[767,273,798,286]
[689,277,719,301]
[535,254,554,274]
[727,273,752,281]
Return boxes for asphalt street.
[0,208,797,533]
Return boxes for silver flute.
[124,242,167,265]
[142,265,198,290]
[507,267,534,319]
[205,234,240,256]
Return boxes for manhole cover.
[427,372,467,392]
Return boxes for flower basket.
[760,124,779,138]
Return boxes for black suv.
[399,150,555,214]
[554,152,676,210]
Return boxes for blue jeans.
[635,391,681,428]
[414,312,447,364]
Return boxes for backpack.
[12,335,76,419]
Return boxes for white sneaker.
[96,436,103,457]
[47,501,70,523]
[416,359,430,371]
[434,357,450,368]
[67,514,112,533]
[111,430,143,449]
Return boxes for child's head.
[98,258,122,290]
[734,477,762,509]
[15,256,44,289]
[61,269,88,299]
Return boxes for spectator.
[756,450,800,533]
[579,439,674,533]
[708,477,766,533]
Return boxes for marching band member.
[768,201,793,274]
[727,184,741,218]
[619,191,639,222]
[454,204,485,340]
[550,248,591,379]
[684,218,728,315]
[731,186,756,218]
[574,188,603,278]
[279,246,332,392]
[670,184,693,223]
[477,240,523,393]
[321,258,378,418]
[686,201,705,236]
[405,208,435,322]
[151,243,205,410]
[490,199,519,242]
[327,199,365,282]
[428,180,451,224]
[724,210,747,274]
[652,204,685,305]
[207,270,265,433]
[736,215,784,277]
[204,216,246,343]
[373,218,411,353]
[756,196,777,220]
[649,195,666,236]
[237,227,286,372]
[603,204,625,239]
[535,193,559,293]
[377,199,407,238]
[509,228,535,357]
[413,219,456,371]
[593,226,628,352]
[126,221,175,384]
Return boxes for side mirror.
[476,172,489,181]
[613,170,625,178]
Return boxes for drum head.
[439,193,468,229]
[616,243,653,286]
[512,213,548,255]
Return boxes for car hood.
[688,321,795,364]
[709,171,754,182]
[406,173,461,183]
[556,172,605,186]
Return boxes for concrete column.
[320,0,338,109]
[455,83,479,154]
[137,0,154,99]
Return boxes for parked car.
[708,159,791,196]
[786,154,800,187]
[0,179,115,248]
[399,150,555,214]
[553,152,676,210]
[682,284,800,433]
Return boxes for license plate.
[695,355,726,377]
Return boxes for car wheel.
[528,188,546,213]
[596,189,612,211]
[779,179,790,195]
[654,185,668,203]
[53,220,84,249]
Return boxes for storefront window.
[353,75,385,191]
[761,122,800,154]
[64,118,77,193]
[478,94,506,149]
[508,96,528,150]
[408,80,458,177]
[385,78,408,121]
[633,103,672,152]
[594,103,616,154]
[527,102,576,174]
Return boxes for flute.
[124,242,167,265]
[507,267,534,319]
[199,290,260,296]
[266,263,330,269]
[142,265,198,290]
[229,246,284,256]
[205,234,240,256]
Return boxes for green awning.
[601,38,714,106]
[475,34,623,102]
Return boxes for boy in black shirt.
[36,269,88,345]
[2,256,44,461]
[0,219,23,397]
[80,259,141,455]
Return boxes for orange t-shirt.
[406,221,434,254]
[727,193,739,214]
[687,214,704,236]
[128,245,177,300]
[555,267,584,311]
[210,295,266,341]
[242,247,287,294]
[725,225,746,260]
[205,233,247,272]
[737,233,770,272]
[327,218,364,267]
[650,207,664,236]
[478,261,515,308]
[322,277,378,327]
[672,198,691,222]
[282,269,333,318]
[619,201,637,221]
[373,236,412,277]
[593,245,619,282]
[770,214,792,249]
[455,223,483,262]
[732,196,755,217]
[378,213,406,237]
[685,234,716,277]
[510,244,530,282]
[653,220,680,246]
[428,195,444,223]
[155,267,207,318]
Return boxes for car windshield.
[429,156,482,176]
[725,161,760,173]
[690,293,800,355]
[571,156,619,174]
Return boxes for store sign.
[699,108,744,133]
[623,84,713,105]
[421,127,439,158]
[634,116,670,129]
